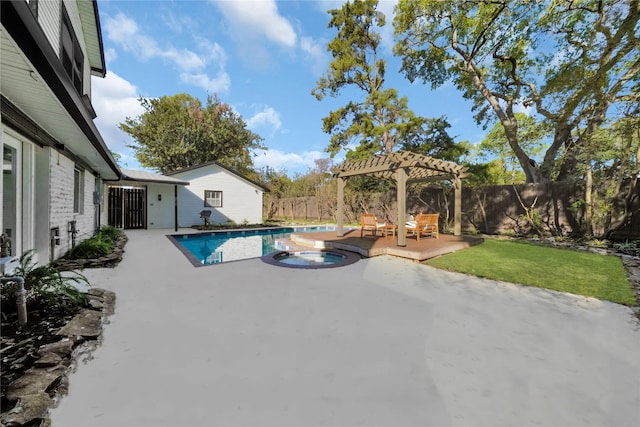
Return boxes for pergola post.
[396,168,407,247]
[337,177,345,237]
[454,177,462,236]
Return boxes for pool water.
[170,226,338,265]
[275,251,345,266]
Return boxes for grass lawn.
[426,238,637,306]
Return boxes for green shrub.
[67,235,113,259]
[1,250,90,315]
[96,225,123,242]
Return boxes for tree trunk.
[585,161,593,236]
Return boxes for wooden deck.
[286,229,484,262]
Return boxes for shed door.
[108,187,146,229]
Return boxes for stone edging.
[0,288,115,427]
[53,235,128,271]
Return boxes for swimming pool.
[168,226,339,266]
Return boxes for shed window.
[204,190,222,208]
[61,6,84,95]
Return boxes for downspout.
[0,276,27,326]
[174,185,178,232]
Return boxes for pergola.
[332,150,470,247]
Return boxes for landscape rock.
[55,309,102,338]
[1,287,115,426]
[37,340,73,357]
[52,235,128,271]
[34,353,63,368]
[6,365,67,401]
[0,391,51,426]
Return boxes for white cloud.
[300,36,329,76]
[91,72,145,165]
[103,12,229,93]
[247,107,282,136]
[162,49,206,72]
[376,0,398,52]
[104,48,117,63]
[212,0,298,69]
[180,72,231,93]
[161,10,196,34]
[215,0,297,47]
[253,148,327,175]
[196,37,227,65]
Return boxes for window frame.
[204,190,223,208]
[60,5,84,95]
[73,167,84,214]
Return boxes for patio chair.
[360,213,386,238]
[406,213,439,241]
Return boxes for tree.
[577,105,640,237]
[110,151,125,168]
[478,113,550,184]
[120,93,264,174]
[312,0,427,159]
[401,116,470,162]
[259,167,292,220]
[394,0,640,183]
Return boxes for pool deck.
[49,229,640,427]
[284,229,484,261]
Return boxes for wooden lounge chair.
[360,213,386,238]
[406,213,439,241]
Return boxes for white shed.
[166,162,268,227]
[104,169,190,230]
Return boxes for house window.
[61,6,84,95]
[204,190,222,208]
[73,167,84,213]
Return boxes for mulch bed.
[0,304,82,415]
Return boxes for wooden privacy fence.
[265,181,640,239]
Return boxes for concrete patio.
[50,229,640,427]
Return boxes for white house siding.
[49,150,97,259]
[37,0,61,57]
[171,164,264,227]
[147,183,178,229]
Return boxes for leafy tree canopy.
[120,93,264,175]
[394,0,640,183]
[400,116,470,162]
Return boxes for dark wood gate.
[108,187,146,229]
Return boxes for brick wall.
[48,151,97,259]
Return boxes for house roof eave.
[1,1,119,180]
[166,161,270,192]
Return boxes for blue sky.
[92,0,488,176]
